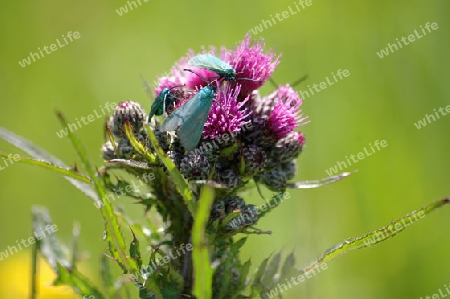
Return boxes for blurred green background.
[1,0,449,298]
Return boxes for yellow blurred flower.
[0,251,79,299]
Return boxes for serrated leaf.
[280,251,296,281]
[237,259,252,292]
[142,279,163,299]
[0,127,101,206]
[55,112,137,274]
[145,125,196,216]
[130,229,143,269]
[100,254,114,296]
[217,238,248,299]
[32,207,105,298]
[70,223,81,268]
[32,206,69,270]
[215,238,247,299]
[0,152,92,184]
[54,263,105,298]
[261,252,281,287]
[123,121,157,164]
[231,237,247,255]
[107,158,153,169]
[253,254,272,286]
[298,198,450,278]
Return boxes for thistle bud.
[180,152,211,180]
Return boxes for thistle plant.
[0,33,448,299]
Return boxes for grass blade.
[30,226,39,299]
[192,185,215,299]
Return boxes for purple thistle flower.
[154,76,186,96]
[202,84,251,139]
[265,85,308,139]
[156,49,219,93]
[224,33,281,98]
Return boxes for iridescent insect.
[147,88,177,122]
[185,54,258,83]
[160,85,215,151]
[187,54,236,81]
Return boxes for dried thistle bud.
[281,160,297,181]
[268,131,305,166]
[241,204,258,225]
[224,196,245,213]
[241,145,266,176]
[112,101,147,137]
[210,200,226,221]
[214,168,241,189]
[117,133,147,159]
[180,152,211,180]
[166,150,183,169]
[257,168,287,192]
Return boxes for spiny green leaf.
[253,254,272,286]
[55,111,137,274]
[123,121,157,164]
[54,263,105,299]
[70,223,81,268]
[217,238,248,299]
[105,122,120,156]
[130,229,143,269]
[280,251,296,281]
[32,206,69,271]
[0,152,92,184]
[145,124,196,215]
[140,281,162,299]
[0,127,101,206]
[192,184,215,299]
[231,237,247,255]
[237,259,252,294]
[298,198,450,277]
[107,158,153,169]
[32,207,105,298]
[261,252,281,287]
[100,255,114,296]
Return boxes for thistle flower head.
[224,33,280,98]
[115,34,308,203]
[203,84,251,140]
[265,85,308,139]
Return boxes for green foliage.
[1,116,449,298]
